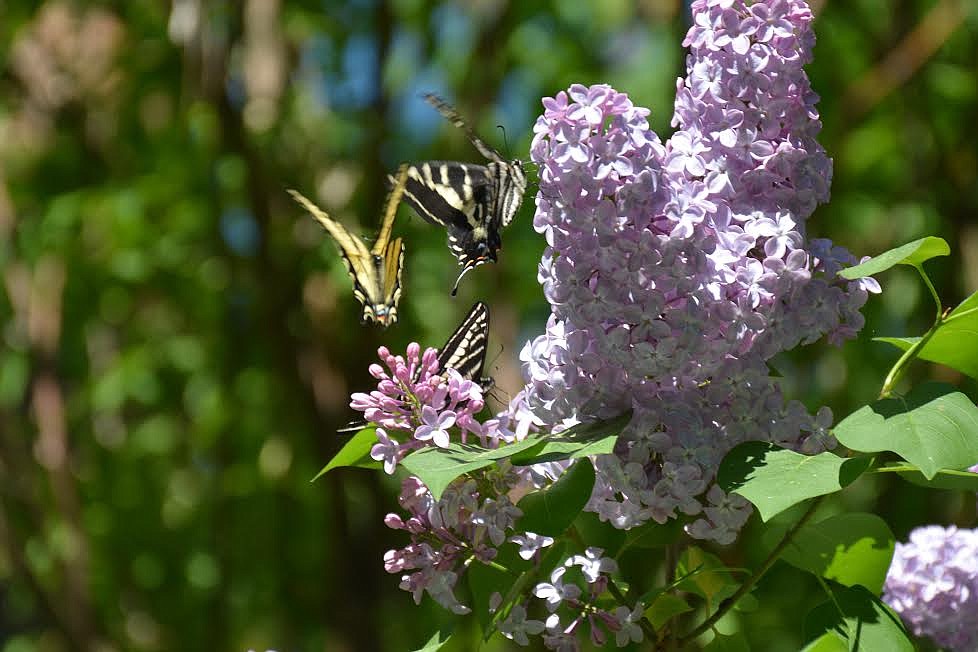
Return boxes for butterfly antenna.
[497,124,511,160]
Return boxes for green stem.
[674,497,823,647]
[814,575,845,618]
[943,305,978,324]
[920,264,942,323]
[879,264,945,398]
[879,319,942,398]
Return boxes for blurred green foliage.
[0,1,975,650]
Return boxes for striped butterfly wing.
[422,94,527,231]
[379,237,405,325]
[436,301,492,390]
[396,95,527,294]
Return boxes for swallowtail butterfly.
[394,94,527,295]
[289,166,409,327]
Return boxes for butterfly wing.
[372,164,408,257]
[436,301,491,387]
[488,159,528,229]
[289,189,398,326]
[377,237,404,326]
[423,93,504,163]
[393,161,499,290]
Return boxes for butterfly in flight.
[394,94,527,295]
[338,301,493,433]
[289,166,409,327]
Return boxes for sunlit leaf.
[839,236,949,278]
[312,427,380,481]
[768,513,895,594]
[835,382,978,479]
[805,585,913,651]
[876,289,978,379]
[412,625,454,652]
[400,437,544,500]
[799,632,848,652]
[509,411,632,465]
[718,442,871,521]
[674,547,739,603]
[644,594,692,629]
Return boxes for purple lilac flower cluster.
[352,344,529,614]
[508,0,879,544]
[884,525,978,651]
[353,343,492,473]
[384,476,523,614]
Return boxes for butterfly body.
[290,166,409,327]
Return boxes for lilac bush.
[884,525,978,651]
[345,0,905,647]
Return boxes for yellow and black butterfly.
[393,94,527,295]
[289,166,408,327]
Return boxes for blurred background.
[0,1,975,650]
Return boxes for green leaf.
[799,632,848,652]
[805,585,913,652]
[703,632,751,652]
[733,593,759,613]
[400,437,544,500]
[838,236,949,278]
[834,382,978,479]
[312,427,380,481]
[674,547,740,603]
[878,463,978,490]
[644,594,693,629]
[621,518,684,551]
[717,442,871,521]
[510,411,632,465]
[412,625,454,652]
[571,511,626,556]
[518,458,595,536]
[768,513,895,595]
[876,289,978,379]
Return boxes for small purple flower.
[511,532,556,560]
[534,566,582,611]
[566,547,618,583]
[414,405,456,448]
[370,428,400,474]
[611,604,645,647]
[498,604,546,646]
